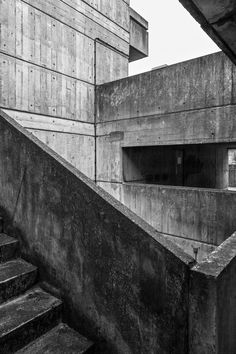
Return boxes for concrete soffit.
[178,0,236,66]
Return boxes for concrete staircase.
[0,218,95,353]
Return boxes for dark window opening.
[228,149,236,189]
[123,143,232,189]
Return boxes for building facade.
[0,0,236,353]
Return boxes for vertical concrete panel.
[218,259,236,353]
[97,52,236,123]
[0,0,131,178]
[189,270,217,354]
[96,42,128,85]
[30,130,95,180]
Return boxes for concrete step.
[0,287,62,353]
[0,258,37,304]
[16,323,95,353]
[0,233,18,263]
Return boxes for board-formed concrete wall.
[1,108,236,354]
[0,109,193,354]
[0,0,130,179]
[121,184,236,246]
[96,51,236,251]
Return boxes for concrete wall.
[121,184,236,246]
[190,232,236,354]
[2,108,236,353]
[96,51,236,252]
[96,52,236,183]
[0,0,130,179]
[0,109,193,354]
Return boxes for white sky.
[129,0,220,76]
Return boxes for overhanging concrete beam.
[129,7,149,62]
[179,0,236,65]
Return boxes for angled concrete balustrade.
[0,109,193,353]
[0,103,236,353]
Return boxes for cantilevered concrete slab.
[129,7,149,62]
[179,0,236,65]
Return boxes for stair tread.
[0,287,62,338]
[0,259,37,283]
[16,323,94,353]
[0,234,18,247]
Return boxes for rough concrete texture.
[0,258,37,304]
[97,52,236,124]
[96,51,236,250]
[179,0,236,66]
[0,109,194,353]
[190,232,236,354]
[129,8,148,62]
[0,233,19,263]
[163,233,216,262]
[0,286,62,353]
[0,0,137,180]
[122,183,236,246]
[17,323,94,354]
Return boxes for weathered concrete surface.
[130,7,148,30]
[179,0,236,66]
[0,234,19,263]
[97,52,236,124]
[163,234,216,262]
[0,259,37,304]
[17,323,95,354]
[97,105,236,146]
[95,41,128,85]
[190,232,236,353]
[0,109,194,354]
[129,8,148,62]
[0,286,62,353]
[0,0,134,179]
[122,183,236,246]
[96,51,236,250]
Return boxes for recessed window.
[123,144,231,189]
[228,149,236,189]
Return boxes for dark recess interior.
[123,144,233,189]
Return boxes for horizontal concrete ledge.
[163,233,216,263]
[129,7,148,29]
[192,232,236,277]
[0,108,194,267]
[98,50,222,87]
[2,110,95,136]
[96,102,236,128]
[123,182,236,195]
[161,231,217,247]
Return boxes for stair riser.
[0,304,62,353]
[0,243,19,263]
[0,269,37,304]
